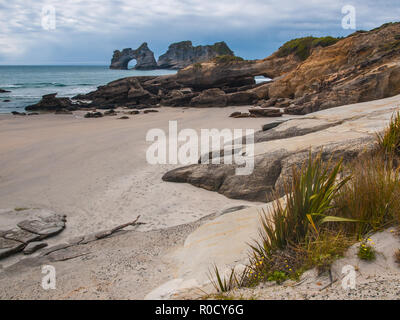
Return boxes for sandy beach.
[0,106,271,245]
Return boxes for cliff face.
[268,22,400,114]
[110,43,157,70]
[157,41,234,69]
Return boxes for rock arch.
[109,43,157,70]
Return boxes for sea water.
[0,66,176,113]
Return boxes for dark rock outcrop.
[84,111,103,118]
[25,93,78,111]
[11,111,26,116]
[157,41,234,69]
[190,88,227,107]
[110,43,157,70]
[0,89,10,93]
[248,108,283,117]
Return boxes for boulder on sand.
[249,108,283,117]
[190,88,227,107]
[84,112,103,118]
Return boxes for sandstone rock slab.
[17,219,65,239]
[23,242,48,255]
[2,228,40,244]
[0,238,25,259]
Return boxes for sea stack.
[110,42,158,70]
[157,41,234,69]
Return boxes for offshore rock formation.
[110,43,157,70]
[110,41,235,70]
[157,41,234,69]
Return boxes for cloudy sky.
[0,0,399,65]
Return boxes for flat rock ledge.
[163,95,400,202]
[0,208,66,259]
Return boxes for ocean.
[0,66,176,113]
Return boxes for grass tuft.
[377,111,400,156]
[333,154,400,236]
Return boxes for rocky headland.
[57,22,398,115]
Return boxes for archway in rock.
[127,59,138,70]
[109,43,158,70]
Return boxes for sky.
[0,0,399,65]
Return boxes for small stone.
[84,112,103,118]
[118,116,129,119]
[262,120,287,131]
[229,111,242,118]
[23,241,48,254]
[143,109,159,114]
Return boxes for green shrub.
[267,271,288,284]
[252,153,349,256]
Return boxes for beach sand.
[0,107,273,244]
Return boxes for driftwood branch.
[110,215,141,233]
[95,215,142,239]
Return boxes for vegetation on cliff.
[213,55,245,64]
[276,36,340,60]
